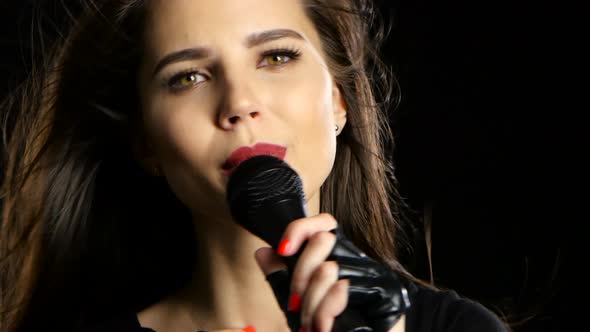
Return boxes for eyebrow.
[152,28,305,77]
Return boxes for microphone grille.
[226,155,304,224]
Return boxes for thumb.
[254,246,287,276]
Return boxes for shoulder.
[404,282,508,332]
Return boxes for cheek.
[145,91,216,162]
[287,70,335,145]
[275,71,337,194]
[272,65,335,134]
[143,99,225,208]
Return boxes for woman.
[0,0,509,331]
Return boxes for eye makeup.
[161,46,303,92]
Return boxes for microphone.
[226,155,373,331]
[226,155,305,255]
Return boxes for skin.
[135,0,404,331]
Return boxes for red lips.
[222,143,287,176]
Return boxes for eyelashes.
[164,47,302,92]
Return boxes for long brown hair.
[0,1,413,331]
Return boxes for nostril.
[249,111,260,118]
[229,116,239,124]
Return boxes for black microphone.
[226,155,373,331]
[226,154,305,257]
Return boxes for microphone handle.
[244,198,372,331]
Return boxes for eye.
[264,54,291,66]
[167,71,207,90]
[259,48,301,68]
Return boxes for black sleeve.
[405,284,508,332]
[441,296,508,332]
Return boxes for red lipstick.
[222,143,287,176]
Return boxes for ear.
[332,83,347,135]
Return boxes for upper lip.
[222,142,287,174]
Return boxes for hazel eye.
[179,74,199,86]
[168,71,207,90]
[259,49,301,68]
[265,54,291,66]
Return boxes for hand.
[256,213,345,332]
[255,213,410,332]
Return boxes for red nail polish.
[277,239,290,255]
[288,292,301,311]
[243,327,256,332]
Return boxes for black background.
[0,1,567,331]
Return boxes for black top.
[80,282,507,332]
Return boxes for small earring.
[335,124,340,132]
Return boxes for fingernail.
[243,327,256,332]
[277,239,291,256]
[288,292,301,311]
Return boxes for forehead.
[143,0,318,54]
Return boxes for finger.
[290,231,336,296]
[254,247,287,276]
[277,213,337,256]
[312,279,350,332]
[300,261,339,330]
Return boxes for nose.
[218,76,262,130]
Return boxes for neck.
[177,217,287,331]
[139,192,320,332]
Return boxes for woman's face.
[137,0,347,218]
